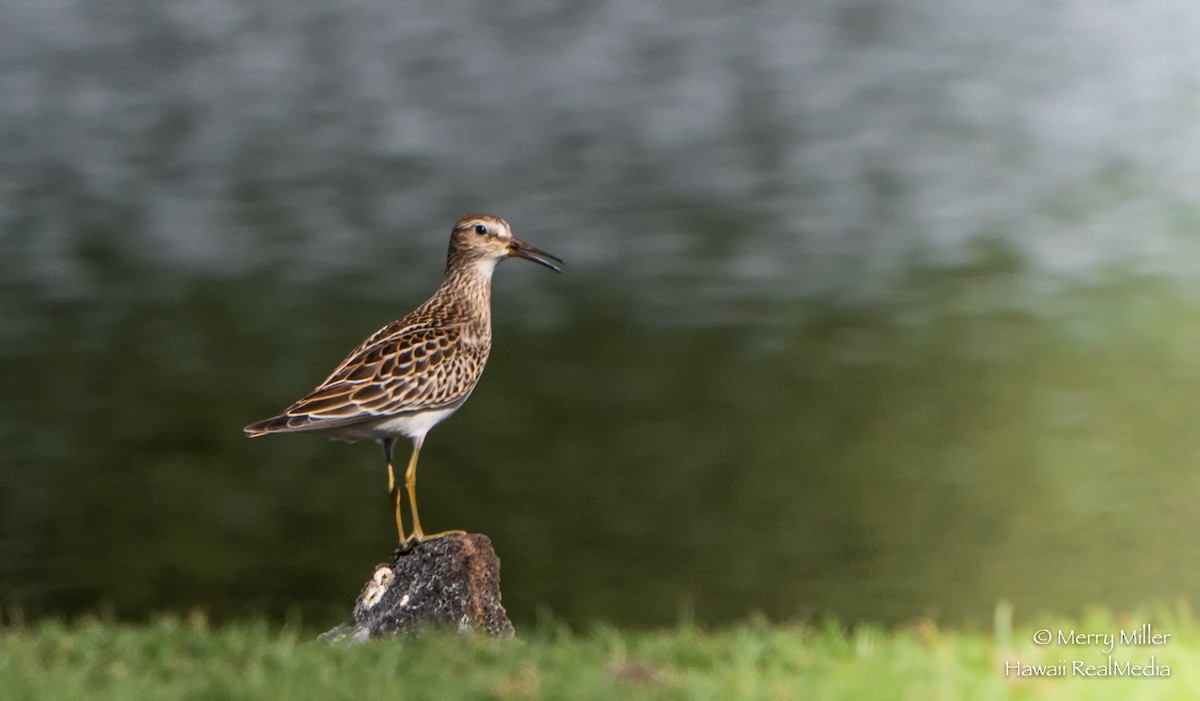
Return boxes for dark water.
[2,0,1200,629]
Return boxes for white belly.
[323,405,462,443]
[371,407,460,439]
[316,388,470,444]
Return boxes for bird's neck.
[434,255,497,327]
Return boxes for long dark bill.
[509,238,564,272]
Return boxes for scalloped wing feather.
[244,322,487,436]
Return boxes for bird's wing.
[244,321,485,435]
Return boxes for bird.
[244,214,563,545]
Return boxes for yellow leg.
[383,439,407,543]
[404,436,464,543]
[404,437,425,541]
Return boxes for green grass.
[1,608,1198,700]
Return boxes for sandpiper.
[244,214,563,544]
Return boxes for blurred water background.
[3,0,1200,629]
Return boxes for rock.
[319,533,514,642]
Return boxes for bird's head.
[449,214,563,273]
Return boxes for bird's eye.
[474,224,488,235]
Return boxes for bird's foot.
[400,529,467,550]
